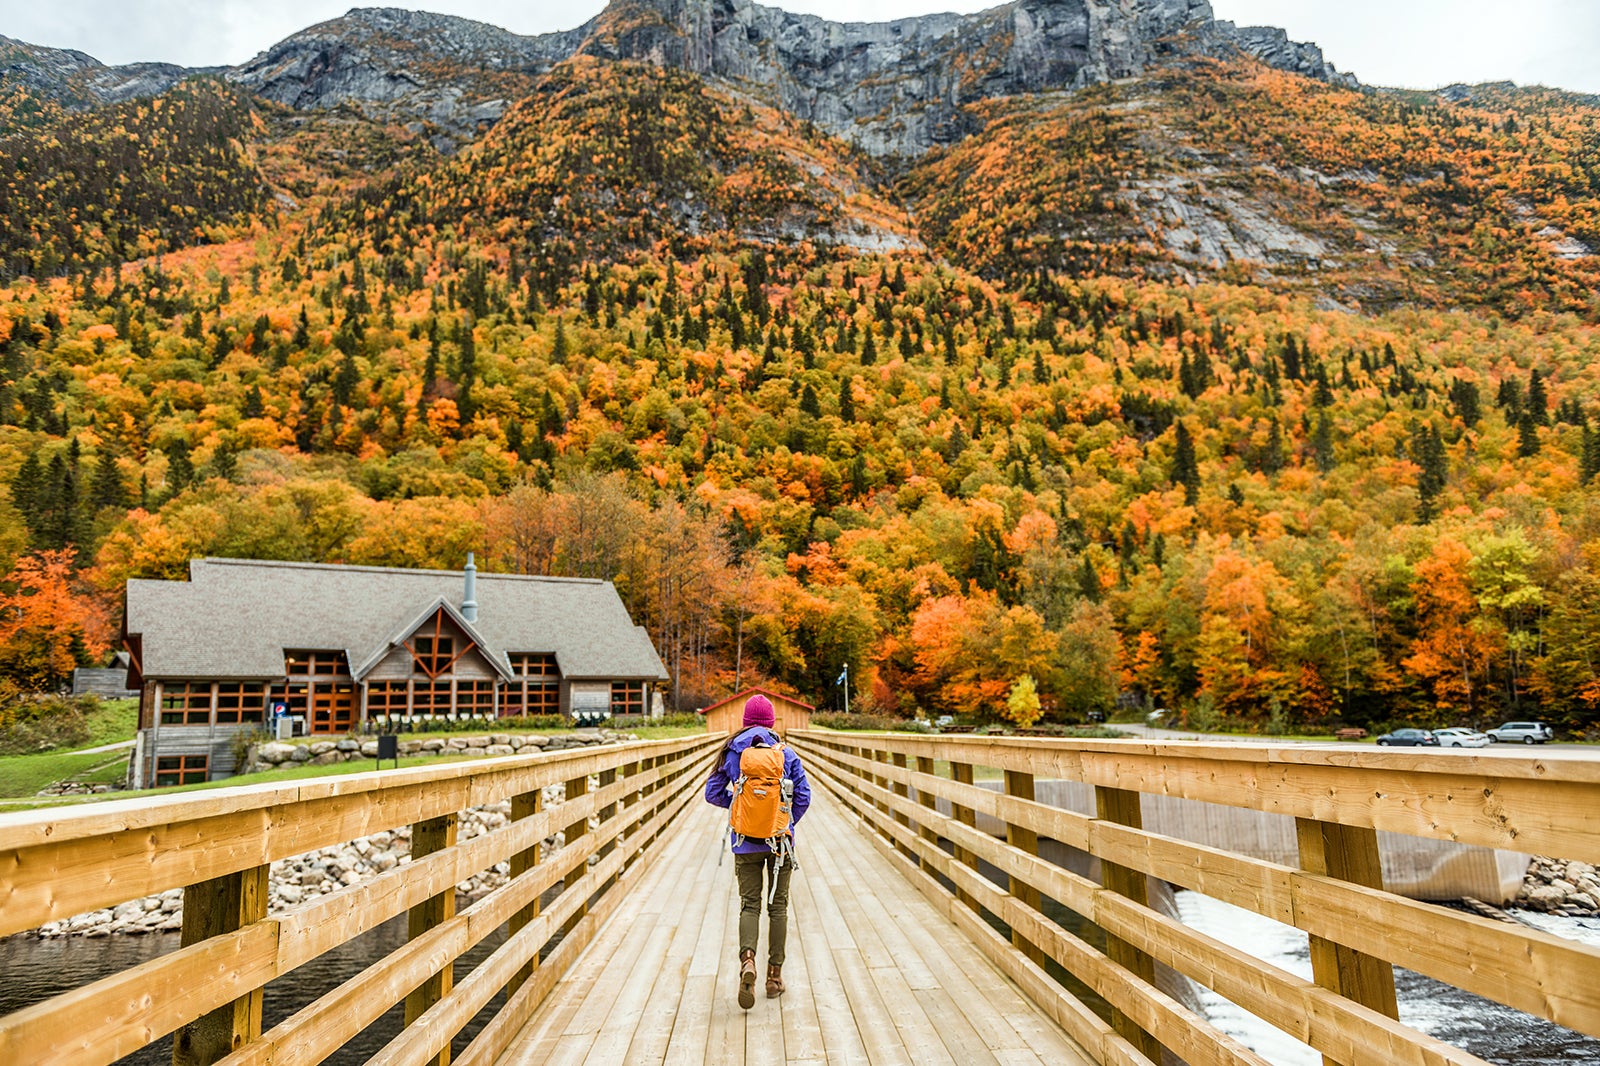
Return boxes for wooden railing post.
[890,752,916,859]
[1297,816,1400,1066]
[596,767,619,889]
[1002,769,1047,968]
[562,773,590,933]
[505,787,542,999]
[171,864,268,1066]
[950,761,979,912]
[405,812,459,1066]
[1094,785,1163,1062]
[914,755,939,870]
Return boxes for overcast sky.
[2,0,1597,94]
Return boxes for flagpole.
[843,662,849,715]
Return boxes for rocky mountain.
[4,0,1352,153]
[0,35,205,130]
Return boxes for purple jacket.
[704,726,811,854]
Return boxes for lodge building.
[123,557,670,787]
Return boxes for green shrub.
[812,712,900,731]
[0,693,99,754]
[611,713,703,729]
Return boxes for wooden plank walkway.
[494,790,1096,1066]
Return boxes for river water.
[0,916,510,1065]
[1174,891,1600,1065]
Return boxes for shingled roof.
[125,558,669,683]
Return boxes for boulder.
[309,741,337,756]
[485,744,514,756]
[336,738,361,752]
[258,742,298,764]
[465,736,491,748]
[422,739,446,752]
[288,746,313,762]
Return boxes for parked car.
[1486,721,1553,744]
[1376,728,1440,747]
[1433,727,1489,748]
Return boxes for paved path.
[495,794,1094,1066]
[62,739,135,756]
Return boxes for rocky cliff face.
[0,35,201,112]
[5,0,1353,155]
[581,0,1353,155]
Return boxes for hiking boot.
[738,950,758,1010]
[766,964,785,998]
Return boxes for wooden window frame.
[509,653,560,679]
[160,683,213,726]
[214,682,266,725]
[406,610,475,679]
[610,681,644,716]
[367,681,409,718]
[154,754,208,787]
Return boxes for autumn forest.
[2,37,1600,736]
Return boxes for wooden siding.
[703,690,813,736]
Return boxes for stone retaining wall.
[245,729,632,772]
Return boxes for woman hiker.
[704,693,812,1010]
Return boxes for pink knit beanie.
[742,693,776,729]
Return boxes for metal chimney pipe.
[462,552,479,623]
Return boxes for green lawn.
[83,699,139,747]
[0,749,129,798]
[0,726,713,809]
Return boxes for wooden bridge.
[1,731,1598,1066]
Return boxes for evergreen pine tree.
[1171,421,1200,505]
[1078,555,1101,602]
[550,319,568,364]
[944,421,967,463]
[838,378,855,422]
[165,439,194,493]
[800,383,820,418]
[1582,427,1600,484]
[1517,412,1541,457]
[1262,418,1286,475]
[10,452,42,534]
[1527,369,1549,425]
[91,450,127,511]
[860,329,877,366]
[1312,411,1335,472]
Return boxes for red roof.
[698,686,816,715]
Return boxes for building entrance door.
[310,685,357,734]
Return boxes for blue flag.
[836,668,847,686]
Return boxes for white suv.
[1486,721,1553,744]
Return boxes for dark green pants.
[734,851,793,965]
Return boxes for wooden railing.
[789,730,1600,1066]
[0,733,722,1066]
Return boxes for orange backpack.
[729,739,794,844]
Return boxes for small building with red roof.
[700,687,814,736]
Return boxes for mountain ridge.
[3,0,1353,153]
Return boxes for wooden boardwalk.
[494,791,1095,1066]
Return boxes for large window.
[525,681,559,714]
[411,635,456,677]
[504,652,560,718]
[610,682,645,716]
[284,650,350,677]
[458,680,495,716]
[510,653,559,678]
[160,683,212,726]
[367,681,408,718]
[155,754,208,786]
[215,683,266,725]
[412,680,454,716]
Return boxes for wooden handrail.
[790,730,1600,1066]
[0,734,722,1066]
